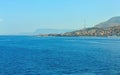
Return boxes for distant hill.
[34,29,74,34]
[95,16,120,28]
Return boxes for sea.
[0,36,120,75]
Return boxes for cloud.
[0,19,3,22]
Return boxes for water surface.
[0,36,120,75]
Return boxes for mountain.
[95,16,120,28]
[63,26,120,36]
[39,16,120,37]
[40,26,120,36]
[62,16,120,36]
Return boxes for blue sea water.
[0,36,120,75]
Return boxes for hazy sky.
[0,0,120,34]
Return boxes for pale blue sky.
[0,0,120,34]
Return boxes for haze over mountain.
[18,29,74,35]
[95,16,120,28]
[34,29,74,34]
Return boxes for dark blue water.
[0,36,120,75]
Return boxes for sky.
[0,0,120,34]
